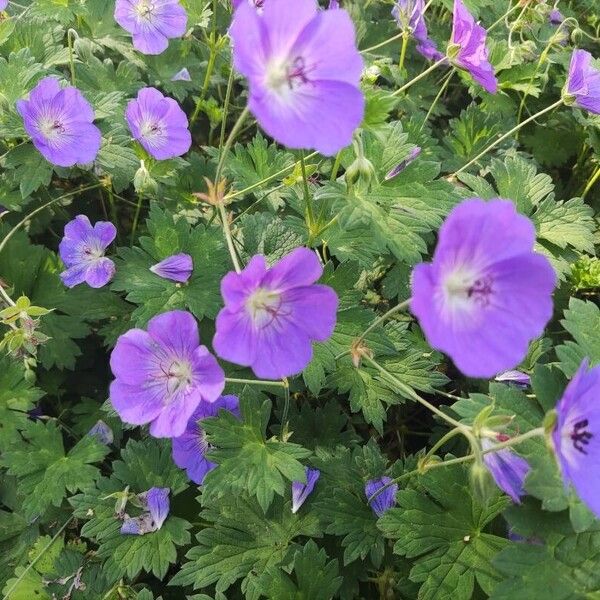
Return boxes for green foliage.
[1,421,109,520]
[379,465,510,600]
[202,387,311,512]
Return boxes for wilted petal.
[150,253,193,282]
[365,476,398,517]
[171,67,191,81]
[88,420,114,445]
[482,438,530,503]
[139,487,170,530]
[291,467,320,513]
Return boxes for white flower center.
[265,55,311,97]
[81,243,105,262]
[140,119,165,146]
[38,116,65,141]
[442,265,493,312]
[246,287,283,328]
[163,359,193,398]
[135,0,154,20]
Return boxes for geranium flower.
[551,359,600,517]
[564,50,600,115]
[494,370,531,388]
[411,199,556,378]
[150,253,193,283]
[171,67,191,81]
[114,0,187,55]
[88,420,114,445]
[392,0,443,61]
[449,0,497,93]
[125,87,191,160]
[110,310,225,438]
[59,215,117,289]
[229,0,364,155]
[213,247,338,379]
[365,477,398,517]
[481,438,530,503]
[291,467,320,513]
[16,77,101,167]
[0,1,8,11]
[171,395,240,484]
[385,146,421,180]
[121,487,170,535]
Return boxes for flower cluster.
[18,80,191,166]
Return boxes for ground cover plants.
[1,0,600,598]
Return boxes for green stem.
[67,29,76,85]
[398,31,409,72]
[392,57,447,97]
[420,69,454,131]
[453,98,564,176]
[299,151,315,236]
[219,66,236,150]
[190,0,219,125]
[224,151,319,201]
[225,377,287,389]
[2,516,75,600]
[581,165,600,200]
[130,194,144,247]
[368,427,545,502]
[215,107,250,273]
[362,354,466,430]
[357,299,411,343]
[361,31,405,55]
[330,151,343,182]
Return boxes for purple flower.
[88,420,114,445]
[172,395,240,484]
[365,476,398,517]
[449,0,497,94]
[552,359,600,517]
[109,310,225,438]
[59,215,117,289]
[385,146,421,180]
[0,1,8,11]
[126,87,191,160]
[150,253,193,283]
[549,8,564,24]
[411,199,556,378]
[494,370,531,388]
[139,487,170,529]
[392,0,444,61]
[16,77,101,167]
[213,248,338,379]
[564,50,600,115]
[481,438,530,503]
[114,0,187,55]
[121,487,170,535]
[229,0,364,156]
[291,467,320,513]
[171,67,191,82]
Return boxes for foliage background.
[0,0,599,598]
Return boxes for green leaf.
[170,496,320,597]
[202,387,311,512]
[0,357,44,452]
[378,464,510,600]
[256,540,343,600]
[1,421,109,520]
[312,444,388,566]
[112,204,230,325]
[3,144,53,198]
[557,298,600,376]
